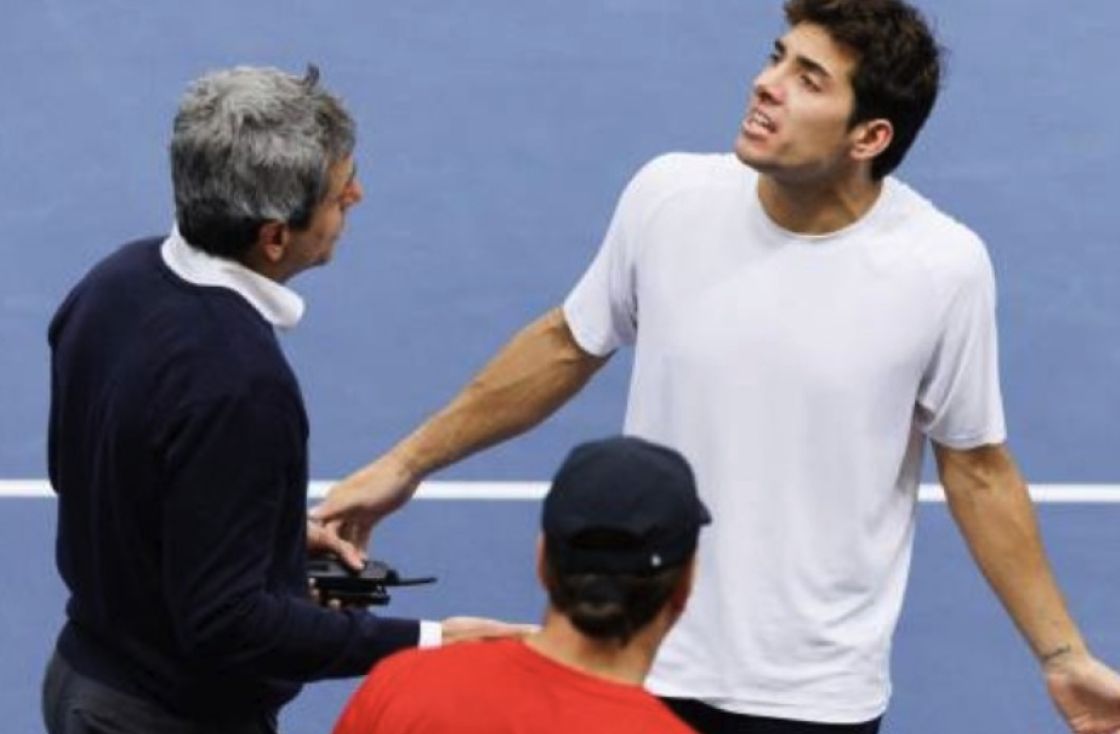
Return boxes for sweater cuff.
[418,620,442,648]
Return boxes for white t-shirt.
[563,153,1006,723]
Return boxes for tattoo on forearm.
[1040,644,1073,665]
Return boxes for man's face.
[734,23,861,182]
[284,155,363,276]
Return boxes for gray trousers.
[42,650,278,734]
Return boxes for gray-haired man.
[43,65,524,734]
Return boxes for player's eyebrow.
[774,39,834,80]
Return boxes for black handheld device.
[307,555,436,607]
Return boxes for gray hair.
[170,65,355,258]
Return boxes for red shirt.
[332,639,695,734]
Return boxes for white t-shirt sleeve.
[563,156,679,356]
[915,241,1007,448]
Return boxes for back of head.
[170,65,355,258]
[784,0,942,180]
[543,538,692,647]
[541,436,710,645]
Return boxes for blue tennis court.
[2,1,1117,732]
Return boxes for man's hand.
[306,518,366,571]
[1045,650,1120,733]
[440,617,539,645]
[309,454,419,553]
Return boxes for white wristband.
[418,620,442,648]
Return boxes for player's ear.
[849,117,892,163]
[535,535,547,586]
[255,220,289,264]
[668,555,698,615]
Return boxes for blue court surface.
[2,1,1118,732]
[2,493,1119,732]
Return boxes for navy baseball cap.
[542,436,710,575]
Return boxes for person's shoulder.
[370,646,428,679]
[631,151,748,190]
[50,237,163,335]
[887,178,984,249]
[76,234,267,342]
[366,640,512,693]
[619,152,749,222]
[336,647,430,734]
[417,638,516,667]
[886,178,992,281]
[66,236,163,293]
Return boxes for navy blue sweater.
[48,238,419,722]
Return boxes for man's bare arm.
[312,307,609,534]
[393,307,609,480]
[935,442,1120,733]
[935,442,1080,659]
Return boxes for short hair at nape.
[543,530,690,645]
[170,65,355,258]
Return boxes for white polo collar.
[159,226,305,330]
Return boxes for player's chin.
[733,141,783,175]
[733,136,764,168]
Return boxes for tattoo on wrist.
[1040,644,1073,665]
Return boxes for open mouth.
[743,109,777,134]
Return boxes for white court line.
[3,480,1120,503]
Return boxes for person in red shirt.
[332,435,710,734]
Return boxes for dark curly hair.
[785,0,942,179]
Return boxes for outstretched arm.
[934,442,1120,733]
[312,307,609,541]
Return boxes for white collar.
[159,226,305,330]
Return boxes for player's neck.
[757,169,883,235]
[525,610,667,687]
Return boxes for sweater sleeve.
[158,390,419,680]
